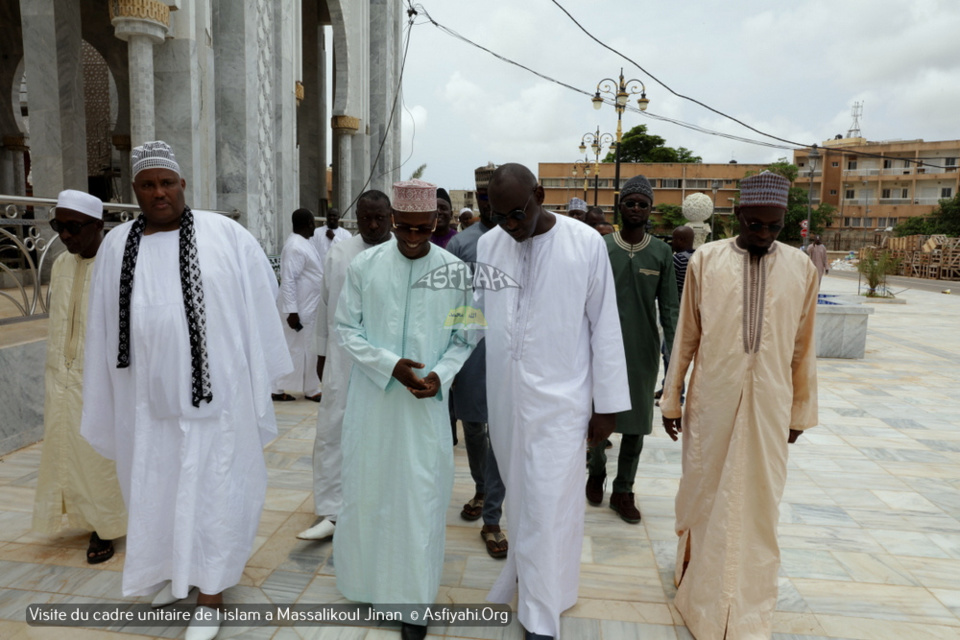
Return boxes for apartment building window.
[685,179,709,188]
[847,160,857,170]
[843,217,853,227]
[946,157,957,167]
[798,162,805,168]
[942,187,953,198]
[883,159,892,169]
[882,188,891,199]
[542,179,563,187]
[849,218,862,227]
[845,189,855,199]
[901,188,909,198]
[829,189,838,195]
[661,179,680,188]
[831,162,839,167]
[863,218,874,228]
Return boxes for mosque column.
[112,134,132,203]
[108,1,170,148]
[18,0,87,196]
[331,116,359,213]
[1,136,28,196]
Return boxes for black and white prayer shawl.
[116,205,213,407]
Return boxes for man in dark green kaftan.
[586,175,679,523]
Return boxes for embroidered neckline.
[613,231,651,257]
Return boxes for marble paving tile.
[868,529,952,559]
[590,535,656,569]
[792,578,957,625]
[459,555,508,592]
[578,564,665,603]
[814,614,960,640]
[599,619,678,640]
[787,504,859,528]
[780,549,851,581]
[260,570,314,604]
[777,524,885,554]
[829,551,919,587]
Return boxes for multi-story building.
[793,137,960,233]
[539,161,768,226]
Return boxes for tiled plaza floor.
[1,273,958,639]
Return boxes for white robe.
[311,226,351,268]
[276,233,324,395]
[310,234,381,519]
[333,242,475,611]
[81,211,292,598]
[478,215,630,638]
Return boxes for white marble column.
[19,0,88,196]
[108,1,169,149]
[332,117,358,212]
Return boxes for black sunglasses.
[745,222,784,233]
[50,219,98,235]
[491,190,535,226]
[621,200,651,210]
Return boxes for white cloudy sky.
[390,0,960,191]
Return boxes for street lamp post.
[579,128,615,207]
[572,159,591,202]
[592,68,649,225]
[805,144,819,250]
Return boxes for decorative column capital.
[112,135,132,151]
[110,0,171,43]
[2,135,28,152]
[331,115,360,133]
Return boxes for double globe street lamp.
[571,159,592,202]
[580,127,615,207]
[591,68,650,223]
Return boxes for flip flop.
[87,532,114,564]
[271,393,296,401]
[480,527,508,559]
[460,493,484,521]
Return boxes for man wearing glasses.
[586,175,678,525]
[478,163,629,640]
[333,179,475,640]
[660,170,819,640]
[33,190,127,565]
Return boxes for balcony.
[844,168,881,177]
[881,167,913,176]
[879,198,911,205]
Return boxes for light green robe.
[333,240,475,609]
[606,231,679,435]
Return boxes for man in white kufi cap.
[33,190,128,565]
[660,170,819,640]
[81,141,292,640]
[333,179,476,640]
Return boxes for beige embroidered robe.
[660,238,819,640]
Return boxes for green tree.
[655,203,685,230]
[602,125,701,163]
[895,194,960,236]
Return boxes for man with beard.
[660,170,819,640]
[430,187,458,248]
[586,175,678,524]
[445,163,507,559]
[478,163,629,640]
[333,180,475,640]
[81,141,291,640]
[312,207,351,267]
[297,190,394,541]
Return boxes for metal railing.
[1,194,239,319]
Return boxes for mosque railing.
[0,194,239,320]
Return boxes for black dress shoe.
[523,629,554,640]
[400,622,427,640]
